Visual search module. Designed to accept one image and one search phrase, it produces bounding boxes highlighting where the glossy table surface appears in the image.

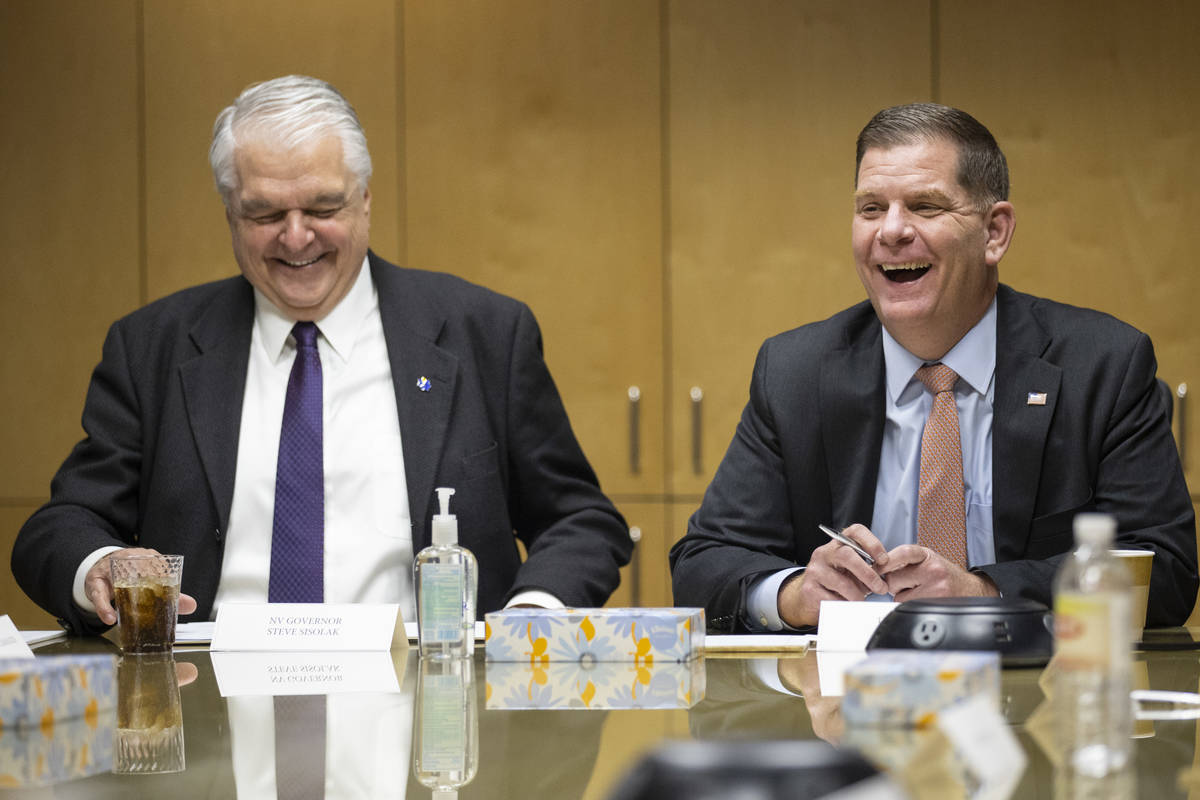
[8,629,1200,799]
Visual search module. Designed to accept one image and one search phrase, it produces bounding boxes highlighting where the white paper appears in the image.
[211,603,403,652]
[20,629,66,648]
[701,634,816,653]
[176,621,216,644]
[211,651,403,696]
[0,616,36,659]
[937,695,1027,800]
[815,600,898,652]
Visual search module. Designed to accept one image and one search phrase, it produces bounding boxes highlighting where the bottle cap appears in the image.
[1073,512,1116,547]
[432,487,458,546]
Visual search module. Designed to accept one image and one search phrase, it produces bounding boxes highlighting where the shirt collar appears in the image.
[253,255,376,364]
[882,295,997,402]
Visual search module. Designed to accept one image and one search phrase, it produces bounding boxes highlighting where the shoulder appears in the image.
[113,275,250,334]
[758,299,879,365]
[370,253,530,325]
[999,285,1149,353]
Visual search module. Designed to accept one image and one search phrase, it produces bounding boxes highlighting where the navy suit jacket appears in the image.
[14,252,630,634]
[671,285,1196,632]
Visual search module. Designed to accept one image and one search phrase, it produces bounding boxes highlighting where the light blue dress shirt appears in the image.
[747,298,997,630]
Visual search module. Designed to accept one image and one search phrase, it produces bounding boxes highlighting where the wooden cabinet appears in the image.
[3,2,1198,626]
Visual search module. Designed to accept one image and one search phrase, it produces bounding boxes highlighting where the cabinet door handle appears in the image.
[628,386,641,475]
[629,525,642,607]
[1178,382,1188,470]
[690,386,704,475]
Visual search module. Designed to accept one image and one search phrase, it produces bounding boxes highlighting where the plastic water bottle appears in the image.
[1053,512,1133,781]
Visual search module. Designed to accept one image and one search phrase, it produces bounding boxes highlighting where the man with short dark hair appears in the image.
[671,103,1196,633]
[13,75,631,634]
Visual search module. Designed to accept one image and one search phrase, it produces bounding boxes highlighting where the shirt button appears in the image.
[759,615,769,627]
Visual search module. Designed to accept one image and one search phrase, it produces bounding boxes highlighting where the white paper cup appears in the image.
[1110,549,1154,644]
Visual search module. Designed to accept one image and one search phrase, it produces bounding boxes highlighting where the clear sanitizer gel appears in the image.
[415,487,478,658]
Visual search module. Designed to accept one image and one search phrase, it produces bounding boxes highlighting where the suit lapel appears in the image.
[179,281,254,534]
[372,256,458,551]
[820,316,885,526]
[992,286,1062,560]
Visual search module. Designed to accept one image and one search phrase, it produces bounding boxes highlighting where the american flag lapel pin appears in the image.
[1027,391,1047,406]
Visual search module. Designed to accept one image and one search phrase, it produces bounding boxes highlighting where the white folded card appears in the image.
[0,615,36,659]
[211,603,406,652]
[210,650,407,696]
[815,600,898,652]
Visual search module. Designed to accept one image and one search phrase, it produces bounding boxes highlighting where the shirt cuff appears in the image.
[73,546,125,613]
[746,567,804,631]
[505,589,564,609]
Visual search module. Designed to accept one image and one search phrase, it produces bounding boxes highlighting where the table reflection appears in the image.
[9,632,1200,799]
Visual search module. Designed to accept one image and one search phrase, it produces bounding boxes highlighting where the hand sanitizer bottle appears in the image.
[414,488,478,658]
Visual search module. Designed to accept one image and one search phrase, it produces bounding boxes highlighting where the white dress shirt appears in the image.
[748,297,997,630]
[212,258,415,618]
[74,256,560,616]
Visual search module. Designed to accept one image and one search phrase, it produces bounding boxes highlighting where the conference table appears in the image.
[7,629,1200,799]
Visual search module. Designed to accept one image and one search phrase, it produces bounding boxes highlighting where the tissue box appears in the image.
[0,655,118,787]
[486,659,705,710]
[485,607,704,663]
[841,651,999,728]
[0,655,117,730]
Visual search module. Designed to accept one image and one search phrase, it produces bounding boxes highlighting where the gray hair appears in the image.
[210,75,372,205]
[855,103,1009,209]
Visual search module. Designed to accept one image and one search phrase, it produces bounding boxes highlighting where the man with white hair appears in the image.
[13,75,631,634]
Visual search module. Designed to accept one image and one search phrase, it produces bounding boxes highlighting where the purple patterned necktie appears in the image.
[269,321,324,603]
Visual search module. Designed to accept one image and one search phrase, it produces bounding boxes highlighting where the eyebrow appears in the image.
[238,193,349,215]
[853,188,956,205]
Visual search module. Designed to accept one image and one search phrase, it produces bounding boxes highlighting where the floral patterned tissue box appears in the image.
[484,607,705,664]
[0,655,117,787]
[841,650,1000,728]
[486,659,705,710]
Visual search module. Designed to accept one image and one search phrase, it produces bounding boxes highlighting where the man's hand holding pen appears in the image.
[777,524,998,628]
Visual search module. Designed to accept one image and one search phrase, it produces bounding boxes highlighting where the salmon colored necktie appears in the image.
[916,363,968,568]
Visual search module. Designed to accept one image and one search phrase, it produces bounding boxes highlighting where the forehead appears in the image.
[232,135,355,204]
[855,138,964,194]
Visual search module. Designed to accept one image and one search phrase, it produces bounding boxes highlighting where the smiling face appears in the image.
[852,137,1013,360]
[226,134,371,321]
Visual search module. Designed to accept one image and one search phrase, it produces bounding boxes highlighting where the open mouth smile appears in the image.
[276,255,323,268]
[878,262,931,283]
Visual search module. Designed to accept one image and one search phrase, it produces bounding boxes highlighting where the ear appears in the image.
[983,201,1015,267]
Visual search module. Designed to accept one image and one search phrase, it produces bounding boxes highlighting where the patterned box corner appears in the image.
[0,654,118,732]
[0,707,115,788]
[841,650,1000,728]
[484,607,705,663]
[485,659,705,710]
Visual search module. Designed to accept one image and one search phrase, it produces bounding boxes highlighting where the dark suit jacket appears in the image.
[14,252,630,634]
[671,285,1197,632]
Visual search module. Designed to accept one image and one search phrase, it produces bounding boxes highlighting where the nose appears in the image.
[877,205,914,247]
[278,210,315,251]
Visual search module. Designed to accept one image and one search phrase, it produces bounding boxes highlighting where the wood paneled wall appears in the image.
[3,1,1197,628]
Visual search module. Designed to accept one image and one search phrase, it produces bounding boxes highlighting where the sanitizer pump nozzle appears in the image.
[432,487,458,546]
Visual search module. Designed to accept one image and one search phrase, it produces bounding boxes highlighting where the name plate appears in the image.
[210,651,407,696]
[211,603,406,652]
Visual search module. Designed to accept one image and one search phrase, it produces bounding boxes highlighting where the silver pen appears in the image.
[818,524,875,565]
